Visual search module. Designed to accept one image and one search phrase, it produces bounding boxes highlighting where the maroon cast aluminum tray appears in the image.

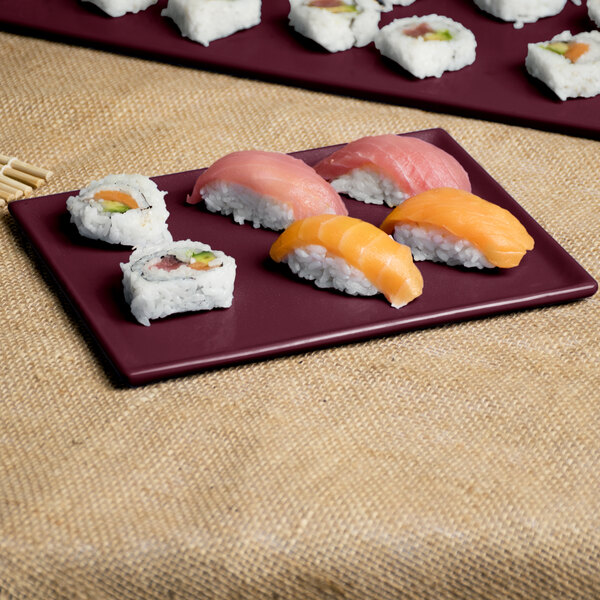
[9,130,597,385]
[0,0,599,139]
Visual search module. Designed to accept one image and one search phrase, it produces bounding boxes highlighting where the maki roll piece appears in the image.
[187,150,348,231]
[121,240,236,326]
[288,0,382,53]
[375,14,476,79]
[472,0,567,29]
[80,0,157,17]
[380,188,535,269]
[525,30,600,100]
[590,0,600,28]
[66,174,172,247]
[270,215,423,308]
[161,0,261,46]
[313,134,471,207]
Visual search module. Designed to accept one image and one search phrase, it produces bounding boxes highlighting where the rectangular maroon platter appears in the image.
[1,0,599,139]
[8,129,597,385]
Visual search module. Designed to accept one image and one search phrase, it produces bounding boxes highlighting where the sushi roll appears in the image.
[472,0,567,28]
[80,0,157,17]
[590,0,600,27]
[270,215,423,308]
[380,188,535,269]
[161,0,261,47]
[187,150,348,231]
[288,0,382,53]
[525,30,600,100]
[377,0,416,11]
[66,174,172,247]
[374,15,477,79]
[313,134,471,207]
[121,239,236,326]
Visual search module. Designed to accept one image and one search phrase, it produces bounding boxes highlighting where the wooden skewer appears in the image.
[0,173,33,194]
[0,154,53,181]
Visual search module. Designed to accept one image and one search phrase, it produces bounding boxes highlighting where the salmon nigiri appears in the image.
[380,188,535,269]
[187,150,348,231]
[314,134,471,207]
[270,215,423,308]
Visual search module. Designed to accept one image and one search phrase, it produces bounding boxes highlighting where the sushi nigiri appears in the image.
[380,188,535,269]
[66,174,172,247]
[313,134,471,208]
[121,239,236,326]
[187,150,348,231]
[270,214,423,308]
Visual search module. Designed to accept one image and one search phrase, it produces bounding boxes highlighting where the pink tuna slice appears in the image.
[187,150,348,220]
[153,255,184,271]
[313,135,471,198]
[404,23,435,38]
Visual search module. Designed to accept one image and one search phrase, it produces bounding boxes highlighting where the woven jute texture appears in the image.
[1,32,599,599]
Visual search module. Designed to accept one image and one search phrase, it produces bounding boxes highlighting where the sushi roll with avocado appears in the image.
[288,0,382,53]
[472,0,567,29]
[162,0,261,47]
[525,30,600,100]
[80,0,157,17]
[121,240,236,326]
[589,0,600,27]
[66,174,172,247]
[375,15,476,79]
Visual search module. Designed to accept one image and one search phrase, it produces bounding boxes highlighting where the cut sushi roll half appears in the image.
[375,15,476,79]
[590,0,600,27]
[380,188,535,269]
[525,30,600,100]
[80,0,157,17]
[121,240,236,326]
[314,134,471,207]
[187,150,348,230]
[288,0,382,53]
[472,0,567,29]
[270,215,423,308]
[161,0,261,46]
[66,174,172,247]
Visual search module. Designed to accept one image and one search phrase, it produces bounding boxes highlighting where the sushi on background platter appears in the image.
[187,150,347,230]
[472,0,568,28]
[80,0,157,17]
[66,173,172,247]
[270,214,424,309]
[374,14,477,79]
[379,188,535,269]
[525,30,600,100]
[121,239,236,326]
[162,0,262,46]
[288,0,382,53]
[313,134,471,207]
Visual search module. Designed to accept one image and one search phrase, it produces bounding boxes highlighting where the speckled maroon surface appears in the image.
[9,130,597,384]
[1,0,599,139]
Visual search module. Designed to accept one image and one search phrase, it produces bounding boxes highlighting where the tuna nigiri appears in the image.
[313,134,471,207]
[270,214,423,308]
[187,150,348,231]
[380,188,535,269]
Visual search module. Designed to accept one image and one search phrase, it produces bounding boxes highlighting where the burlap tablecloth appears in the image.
[1,32,599,599]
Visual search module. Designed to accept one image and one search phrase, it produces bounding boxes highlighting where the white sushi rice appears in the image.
[66,174,172,247]
[288,0,381,53]
[282,244,379,297]
[472,0,567,28]
[80,0,157,17]
[375,15,477,79]
[201,180,295,230]
[589,0,600,27]
[376,0,416,11]
[329,167,407,206]
[121,239,236,326]
[162,0,261,46]
[525,30,600,100]
[392,224,495,269]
